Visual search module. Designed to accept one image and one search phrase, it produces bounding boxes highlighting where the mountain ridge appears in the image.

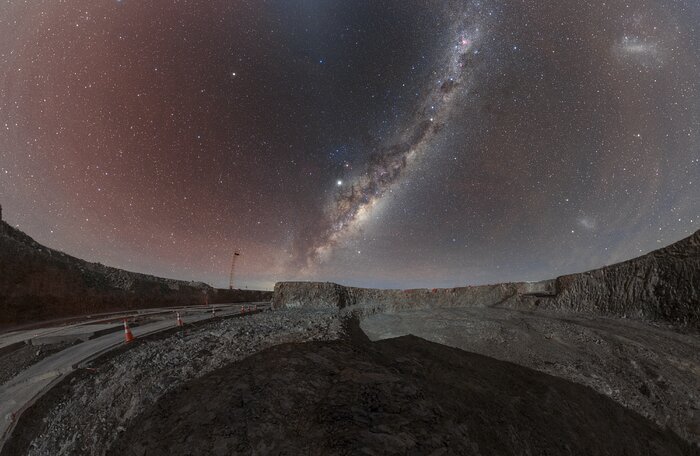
[0,219,271,324]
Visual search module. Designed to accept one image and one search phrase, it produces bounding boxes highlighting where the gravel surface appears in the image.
[362,307,700,444]
[0,342,72,386]
[7,305,699,455]
[21,309,342,456]
[107,335,698,456]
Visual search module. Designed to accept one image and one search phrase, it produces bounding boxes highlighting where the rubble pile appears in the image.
[24,309,342,456]
[0,343,71,386]
[272,280,534,314]
[361,308,700,444]
[107,335,697,456]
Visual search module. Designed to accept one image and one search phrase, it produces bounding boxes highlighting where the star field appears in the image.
[1,0,698,289]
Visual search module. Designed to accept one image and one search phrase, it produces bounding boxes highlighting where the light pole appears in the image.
[229,251,240,290]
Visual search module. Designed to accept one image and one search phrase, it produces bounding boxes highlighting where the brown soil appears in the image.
[108,334,698,456]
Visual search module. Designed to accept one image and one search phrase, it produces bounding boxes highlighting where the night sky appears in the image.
[1,0,698,290]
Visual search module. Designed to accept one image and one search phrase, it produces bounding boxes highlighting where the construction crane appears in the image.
[229,250,241,290]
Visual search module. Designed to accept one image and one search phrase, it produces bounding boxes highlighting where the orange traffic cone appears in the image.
[123,319,134,344]
[176,312,184,327]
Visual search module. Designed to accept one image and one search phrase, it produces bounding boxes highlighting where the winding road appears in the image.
[0,302,269,452]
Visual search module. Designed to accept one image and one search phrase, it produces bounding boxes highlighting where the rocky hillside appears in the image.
[106,335,696,456]
[0,221,271,324]
[272,279,559,312]
[543,230,699,326]
[273,229,700,328]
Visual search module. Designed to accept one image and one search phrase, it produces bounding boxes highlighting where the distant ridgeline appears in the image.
[273,229,700,329]
[0,215,271,324]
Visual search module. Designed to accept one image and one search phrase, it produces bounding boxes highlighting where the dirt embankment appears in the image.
[544,230,699,325]
[0,342,71,386]
[3,309,340,456]
[273,230,700,328]
[0,221,271,324]
[272,281,533,312]
[107,334,698,456]
[361,308,700,445]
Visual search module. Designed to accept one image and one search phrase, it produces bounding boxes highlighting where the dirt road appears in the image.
[0,303,266,452]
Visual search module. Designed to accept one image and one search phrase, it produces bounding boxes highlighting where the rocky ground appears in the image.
[106,334,698,456]
[4,307,699,455]
[361,308,700,444]
[3,309,341,456]
[0,342,72,386]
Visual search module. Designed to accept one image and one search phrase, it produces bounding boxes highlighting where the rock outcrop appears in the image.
[542,230,700,326]
[273,230,700,328]
[272,281,546,312]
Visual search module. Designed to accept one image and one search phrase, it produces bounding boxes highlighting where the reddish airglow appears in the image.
[0,0,698,290]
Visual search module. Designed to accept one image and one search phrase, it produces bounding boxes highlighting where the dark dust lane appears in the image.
[108,335,697,456]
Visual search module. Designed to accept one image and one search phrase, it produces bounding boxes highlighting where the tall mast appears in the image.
[229,251,240,290]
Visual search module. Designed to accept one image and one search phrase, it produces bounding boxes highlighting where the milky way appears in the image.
[304,6,487,269]
[1,0,698,289]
